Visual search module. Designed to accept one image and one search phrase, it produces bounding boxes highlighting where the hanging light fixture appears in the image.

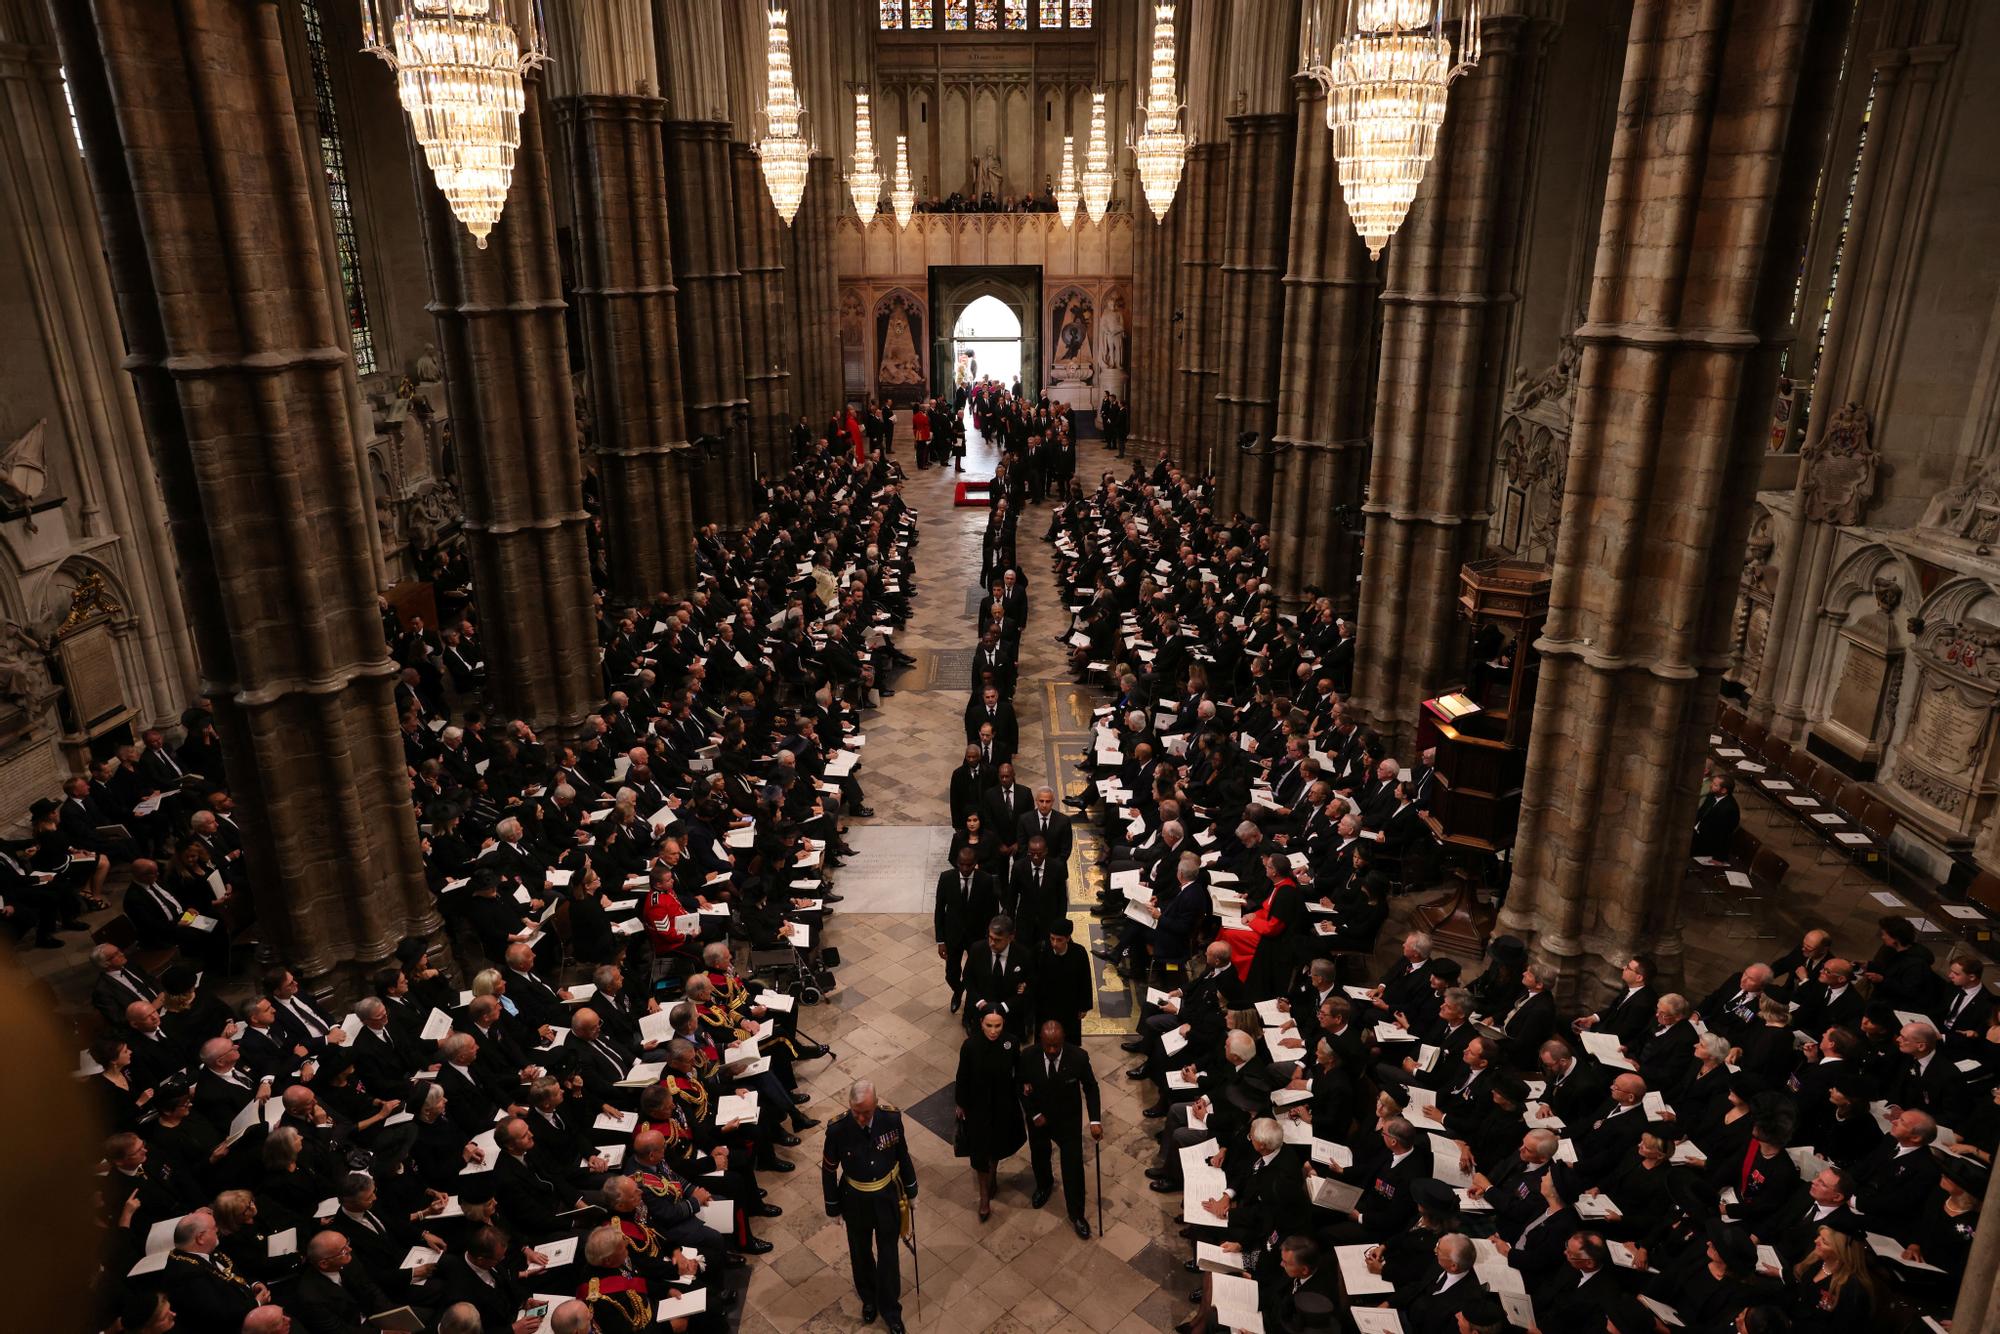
[1081,90,1112,223]
[1131,1,1189,220]
[758,2,812,225]
[1054,134,1080,228]
[1300,0,1483,259]
[849,88,883,220]
[890,135,916,228]
[357,0,546,249]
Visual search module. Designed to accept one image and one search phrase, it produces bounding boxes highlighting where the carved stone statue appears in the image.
[1800,401,1877,526]
[1872,574,1903,615]
[0,615,58,713]
[0,419,48,511]
[414,343,443,383]
[1098,292,1127,371]
[972,146,1002,198]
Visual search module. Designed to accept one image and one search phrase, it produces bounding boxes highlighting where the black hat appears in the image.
[1431,957,1463,982]
[1490,1074,1529,1106]
[1546,1161,1581,1204]
[1728,1069,1769,1101]
[1706,1220,1756,1273]
[1411,1178,1456,1212]
[28,797,59,821]
[1048,918,1076,938]
[395,936,430,965]
[1937,1151,1990,1197]
[457,1178,496,1205]
[160,964,201,995]
[1487,935,1526,961]
[1642,1118,1682,1144]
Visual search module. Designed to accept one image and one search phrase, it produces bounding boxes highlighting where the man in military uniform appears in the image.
[822,1079,918,1333]
[576,1222,679,1334]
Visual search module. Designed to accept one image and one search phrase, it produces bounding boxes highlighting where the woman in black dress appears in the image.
[1786,1225,1877,1333]
[955,1009,1027,1222]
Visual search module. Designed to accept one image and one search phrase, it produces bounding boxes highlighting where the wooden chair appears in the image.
[1718,705,1747,742]
[1738,716,1769,757]
[1809,762,1846,806]
[1965,871,2000,919]
[1761,734,1793,773]
[1748,846,1791,892]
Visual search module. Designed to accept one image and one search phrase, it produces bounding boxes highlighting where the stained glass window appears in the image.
[973,0,999,30]
[1068,0,1091,27]
[880,0,903,28]
[1039,0,1062,26]
[1002,1,1027,28]
[300,0,376,375]
[910,0,933,26]
[945,0,968,29]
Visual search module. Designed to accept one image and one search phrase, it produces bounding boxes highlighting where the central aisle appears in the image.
[739,426,1191,1334]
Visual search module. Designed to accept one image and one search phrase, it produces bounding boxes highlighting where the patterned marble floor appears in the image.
[737,421,1197,1334]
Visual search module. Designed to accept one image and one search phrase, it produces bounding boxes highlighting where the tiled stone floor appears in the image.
[739,419,1195,1334]
[17,412,1974,1334]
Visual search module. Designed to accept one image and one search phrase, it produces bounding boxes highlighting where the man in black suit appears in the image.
[1211,1118,1311,1251]
[962,916,1033,1038]
[124,856,227,971]
[1393,1231,1487,1334]
[265,967,343,1055]
[1019,786,1075,865]
[1791,957,1864,1036]
[1018,1019,1103,1237]
[1571,955,1660,1052]
[327,1171,443,1302]
[155,1210,268,1330]
[1487,963,1558,1068]
[566,1007,641,1112]
[1033,918,1094,1046]
[293,1229,395,1334]
[192,1036,267,1130]
[1632,994,1698,1092]
[491,1116,592,1239]
[949,745,998,831]
[934,844,998,1010]
[1691,773,1741,858]
[1852,1107,1942,1238]
[428,1225,532,1330]
[1529,1234,1644,1332]
[983,762,1036,875]
[971,629,1016,700]
[1935,956,1996,1055]
[137,727,190,791]
[1572,1074,1650,1185]
[963,685,1019,763]
[435,1033,507,1135]
[1534,1040,1609,1127]
[1006,835,1067,943]
[1263,1236,1340,1334]
[90,943,160,1025]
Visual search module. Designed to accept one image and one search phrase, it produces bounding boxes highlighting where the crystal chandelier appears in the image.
[1131,1,1189,220]
[358,0,546,249]
[890,136,916,228]
[1054,134,1080,228]
[758,2,811,225]
[1300,0,1482,259]
[1081,91,1112,224]
[849,88,883,220]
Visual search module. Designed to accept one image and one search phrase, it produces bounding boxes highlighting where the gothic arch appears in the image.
[927,265,1042,400]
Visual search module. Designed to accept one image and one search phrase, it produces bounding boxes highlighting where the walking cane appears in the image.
[903,1200,923,1320]
[1094,1132,1104,1238]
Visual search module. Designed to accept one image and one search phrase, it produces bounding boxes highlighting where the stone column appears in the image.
[1129,190,1181,463]
[1348,13,1549,755]
[787,155,842,420]
[415,78,599,735]
[1171,141,1227,471]
[52,0,434,993]
[1755,2,1967,739]
[664,119,752,528]
[1270,79,1378,613]
[0,0,197,722]
[551,0,697,603]
[733,143,794,481]
[1499,0,1849,999]
[1213,110,1296,523]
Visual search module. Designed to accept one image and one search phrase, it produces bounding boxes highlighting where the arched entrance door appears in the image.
[951,295,1022,392]
[928,265,1042,401]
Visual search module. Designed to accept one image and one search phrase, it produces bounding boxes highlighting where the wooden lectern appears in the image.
[1416,560,1552,952]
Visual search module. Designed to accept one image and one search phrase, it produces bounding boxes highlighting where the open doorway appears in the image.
[952,294,1022,393]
